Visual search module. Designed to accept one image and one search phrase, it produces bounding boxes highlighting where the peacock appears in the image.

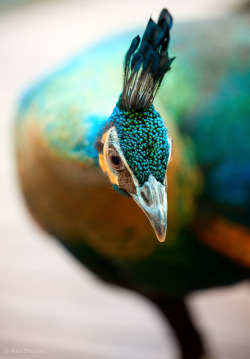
[15,8,250,359]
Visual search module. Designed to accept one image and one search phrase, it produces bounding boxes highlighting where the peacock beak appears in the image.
[131,174,168,242]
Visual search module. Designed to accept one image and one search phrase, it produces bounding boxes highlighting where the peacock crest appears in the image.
[122,8,175,110]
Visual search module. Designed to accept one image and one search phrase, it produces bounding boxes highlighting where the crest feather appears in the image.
[121,9,175,110]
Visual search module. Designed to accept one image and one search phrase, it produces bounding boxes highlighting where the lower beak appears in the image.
[131,174,168,242]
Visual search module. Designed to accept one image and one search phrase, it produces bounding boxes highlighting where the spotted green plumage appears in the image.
[111,100,169,185]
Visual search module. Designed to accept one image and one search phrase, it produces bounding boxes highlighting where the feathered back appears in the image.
[121,9,175,110]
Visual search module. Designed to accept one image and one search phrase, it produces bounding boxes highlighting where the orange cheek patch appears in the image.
[106,166,119,185]
[98,151,118,186]
[99,130,119,185]
[98,153,106,172]
[101,131,108,143]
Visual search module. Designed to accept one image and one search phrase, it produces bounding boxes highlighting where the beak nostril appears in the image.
[140,190,150,206]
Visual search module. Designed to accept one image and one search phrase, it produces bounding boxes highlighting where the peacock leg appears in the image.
[151,297,205,359]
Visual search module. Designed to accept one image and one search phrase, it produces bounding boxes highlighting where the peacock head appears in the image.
[95,9,175,242]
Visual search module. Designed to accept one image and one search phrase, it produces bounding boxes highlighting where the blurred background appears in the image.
[0,0,249,358]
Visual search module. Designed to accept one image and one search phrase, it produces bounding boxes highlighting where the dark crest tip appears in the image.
[122,8,175,110]
[126,35,140,63]
[158,9,173,29]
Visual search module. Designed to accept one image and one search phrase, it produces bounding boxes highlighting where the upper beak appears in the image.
[131,174,168,242]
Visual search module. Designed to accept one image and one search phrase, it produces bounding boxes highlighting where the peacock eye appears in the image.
[107,148,124,171]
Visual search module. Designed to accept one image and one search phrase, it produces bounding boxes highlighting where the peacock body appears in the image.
[15,9,250,359]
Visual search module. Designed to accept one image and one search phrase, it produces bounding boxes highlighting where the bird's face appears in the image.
[95,104,172,242]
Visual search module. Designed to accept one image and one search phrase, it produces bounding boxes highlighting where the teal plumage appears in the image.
[110,102,170,186]
[15,10,250,359]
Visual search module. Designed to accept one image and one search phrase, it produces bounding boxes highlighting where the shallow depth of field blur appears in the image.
[0,0,249,358]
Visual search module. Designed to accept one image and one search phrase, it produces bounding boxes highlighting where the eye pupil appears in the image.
[111,155,120,165]
[107,148,124,170]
